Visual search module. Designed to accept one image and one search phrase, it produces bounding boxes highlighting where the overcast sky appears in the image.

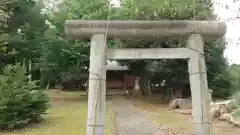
[213,0,240,64]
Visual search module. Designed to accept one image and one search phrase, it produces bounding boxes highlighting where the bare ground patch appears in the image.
[128,96,240,135]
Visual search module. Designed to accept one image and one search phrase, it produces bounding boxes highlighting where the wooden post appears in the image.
[187,34,211,135]
[87,34,107,135]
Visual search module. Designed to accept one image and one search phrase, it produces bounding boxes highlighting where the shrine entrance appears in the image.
[65,20,226,135]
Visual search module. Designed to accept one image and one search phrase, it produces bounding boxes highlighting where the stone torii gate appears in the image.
[65,20,226,135]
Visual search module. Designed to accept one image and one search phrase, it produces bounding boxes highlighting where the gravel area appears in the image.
[112,96,165,135]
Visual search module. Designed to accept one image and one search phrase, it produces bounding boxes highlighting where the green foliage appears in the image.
[0,0,234,98]
[1,0,49,71]
[228,64,240,90]
[59,67,82,82]
[212,64,240,98]
[36,38,89,87]
[36,0,111,87]
[232,108,240,120]
[0,63,49,130]
[48,0,231,97]
[233,92,240,105]
[111,0,230,96]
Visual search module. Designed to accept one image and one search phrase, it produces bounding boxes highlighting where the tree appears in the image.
[228,64,240,90]
[0,63,49,130]
[1,0,230,97]
[49,0,231,97]
[38,0,114,88]
[0,0,49,70]
[110,0,229,96]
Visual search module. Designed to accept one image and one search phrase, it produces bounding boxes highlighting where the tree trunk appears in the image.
[143,77,152,96]
[22,58,26,67]
[28,60,32,83]
[140,73,152,96]
[140,74,145,96]
[86,80,89,95]
[46,80,50,90]
[146,79,152,96]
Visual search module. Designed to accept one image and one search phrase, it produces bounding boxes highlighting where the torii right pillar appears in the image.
[187,34,212,135]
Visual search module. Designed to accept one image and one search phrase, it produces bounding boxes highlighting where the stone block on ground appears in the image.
[210,101,233,118]
[169,98,192,109]
[219,113,232,122]
[175,109,192,115]
[214,99,237,113]
[233,120,240,127]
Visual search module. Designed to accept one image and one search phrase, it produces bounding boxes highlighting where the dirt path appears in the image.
[112,96,165,135]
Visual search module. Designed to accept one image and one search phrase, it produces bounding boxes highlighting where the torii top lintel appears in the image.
[65,20,226,38]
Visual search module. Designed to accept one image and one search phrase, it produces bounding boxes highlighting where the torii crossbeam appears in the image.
[65,20,226,135]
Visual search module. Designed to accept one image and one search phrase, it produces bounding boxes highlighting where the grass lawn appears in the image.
[1,91,114,135]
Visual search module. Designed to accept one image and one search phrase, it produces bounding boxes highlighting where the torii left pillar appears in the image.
[87,34,107,135]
